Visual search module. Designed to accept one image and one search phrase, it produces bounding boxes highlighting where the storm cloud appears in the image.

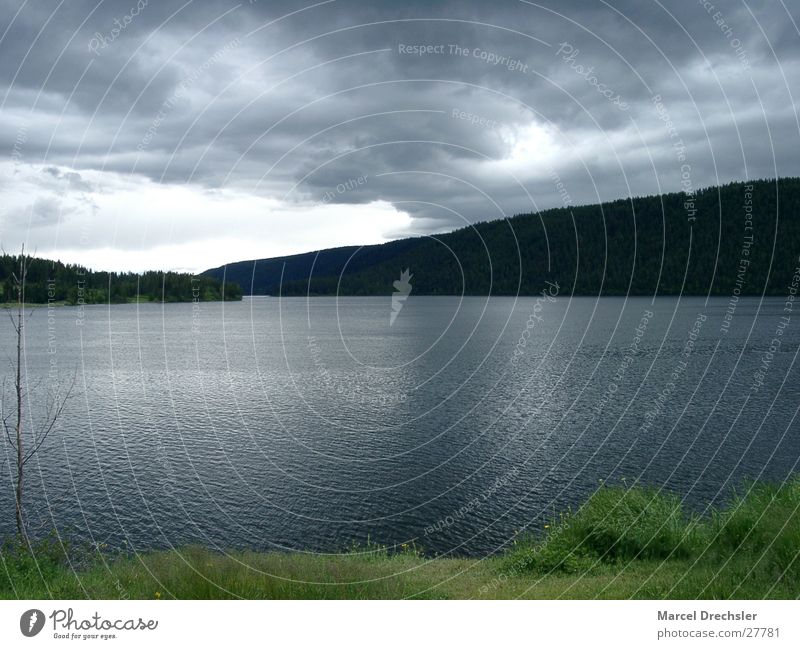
[0,0,798,271]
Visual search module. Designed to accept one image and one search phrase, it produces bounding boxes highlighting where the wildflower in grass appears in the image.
[155,591,161,599]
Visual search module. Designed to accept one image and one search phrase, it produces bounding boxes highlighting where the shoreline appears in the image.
[1,298,242,308]
[2,477,797,600]
[4,293,787,306]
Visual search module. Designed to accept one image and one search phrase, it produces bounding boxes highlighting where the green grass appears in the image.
[3,478,800,599]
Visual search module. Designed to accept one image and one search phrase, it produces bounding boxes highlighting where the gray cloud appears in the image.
[1,0,799,267]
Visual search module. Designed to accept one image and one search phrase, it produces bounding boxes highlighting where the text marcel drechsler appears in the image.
[658,609,757,621]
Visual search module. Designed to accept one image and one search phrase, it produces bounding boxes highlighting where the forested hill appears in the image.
[204,178,800,297]
[0,255,242,305]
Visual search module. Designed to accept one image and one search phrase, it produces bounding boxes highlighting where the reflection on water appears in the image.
[0,296,797,556]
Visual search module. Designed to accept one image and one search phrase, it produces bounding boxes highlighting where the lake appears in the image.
[1,295,798,556]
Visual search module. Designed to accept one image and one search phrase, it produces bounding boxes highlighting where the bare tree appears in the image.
[2,246,74,538]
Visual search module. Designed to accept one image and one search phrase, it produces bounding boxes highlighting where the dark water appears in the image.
[1,295,798,556]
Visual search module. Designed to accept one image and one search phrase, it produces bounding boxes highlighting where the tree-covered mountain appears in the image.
[0,255,242,305]
[204,178,800,297]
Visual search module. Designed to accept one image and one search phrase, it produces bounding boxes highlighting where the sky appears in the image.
[0,0,798,273]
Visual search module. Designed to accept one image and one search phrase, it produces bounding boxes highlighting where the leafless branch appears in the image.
[0,379,16,451]
[21,373,76,467]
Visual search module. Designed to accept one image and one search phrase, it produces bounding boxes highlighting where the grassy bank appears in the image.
[2,478,799,599]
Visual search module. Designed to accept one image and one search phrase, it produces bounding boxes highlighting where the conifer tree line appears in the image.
[206,178,800,297]
[0,255,242,304]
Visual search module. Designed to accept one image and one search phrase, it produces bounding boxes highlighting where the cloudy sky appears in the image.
[1,0,798,272]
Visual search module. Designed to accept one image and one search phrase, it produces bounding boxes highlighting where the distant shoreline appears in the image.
[1,298,240,308]
[241,293,787,298]
[4,293,790,306]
